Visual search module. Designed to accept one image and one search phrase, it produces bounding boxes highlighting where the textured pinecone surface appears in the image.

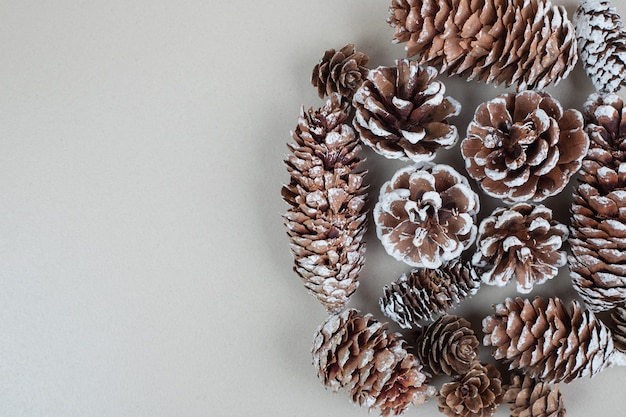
[374,163,479,268]
[312,309,435,416]
[282,95,367,312]
[352,59,460,162]
[610,305,626,352]
[312,44,370,100]
[473,203,568,293]
[380,260,480,328]
[388,0,578,90]
[504,374,566,417]
[461,91,588,203]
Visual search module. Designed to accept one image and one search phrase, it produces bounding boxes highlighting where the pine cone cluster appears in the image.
[312,309,436,416]
[312,44,370,100]
[504,374,566,417]
[483,297,615,383]
[387,0,578,90]
[352,59,461,162]
[374,163,479,268]
[282,95,367,312]
[380,260,481,329]
[473,203,568,294]
[574,0,626,93]
[461,91,589,203]
[570,93,626,312]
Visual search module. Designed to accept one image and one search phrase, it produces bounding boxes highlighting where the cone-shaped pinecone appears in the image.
[461,91,589,203]
[374,163,479,269]
[574,0,626,93]
[609,305,626,352]
[570,93,626,312]
[504,374,566,417]
[482,297,615,383]
[380,260,481,329]
[312,44,370,100]
[282,94,367,312]
[414,315,479,376]
[312,309,436,416]
[352,59,461,162]
[473,203,568,294]
[437,362,504,417]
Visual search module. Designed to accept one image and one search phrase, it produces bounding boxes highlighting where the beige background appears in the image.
[2,0,626,416]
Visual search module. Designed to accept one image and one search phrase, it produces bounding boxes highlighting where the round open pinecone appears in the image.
[472,203,568,294]
[437,362,504,417]
[374,163,479,269]
[312,44,370,100]
[504,374,566,417]
[352,59,461,162]
[461,91,589,203]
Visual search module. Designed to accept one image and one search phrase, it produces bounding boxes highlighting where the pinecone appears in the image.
[473,203,568,294]
[574,0,626,93]
[609,305,626,352]
[504,374,566,417]
[380,260,481,329]
[312,44,370,100]
[437,362,504,417]
[374,163,479,269]
[282,94,367,312]
[352,59,461,162]
[570,93,626,312]
[414,315,479,376]
[482,297,615,383]
[461,91,589,203]
[312,309,436,416]
[387,0,578,90]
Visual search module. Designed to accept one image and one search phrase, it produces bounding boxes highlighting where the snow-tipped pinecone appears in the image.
[312,44,370,100]
[504,374,566,417]
[609,305,626,352]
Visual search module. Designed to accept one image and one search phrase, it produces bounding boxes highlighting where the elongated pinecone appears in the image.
[609,305,626,352]
[574,0,626,93]
[388,0,578,90]
[482,297,615,383]
[504,374,566,417]
[414,315,479,376]
[374,163,479,269]
[312,44,370,100]
[312,309,436,416]
[461,91,589,203]
[437,362,504,417]
[380,260,481,329]
[570,93,626,312]
[352,59,461,162]
[282,94,367,312]
[473,203,568,294]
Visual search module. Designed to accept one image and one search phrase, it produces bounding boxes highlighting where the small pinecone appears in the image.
[312,309,436,416]
[437,362,504,417]
[609,305,626,352]
[504,374,566,417]
[570,93,626,312]
[380,260,481,329]
[388,0,578,90]
[312,44,370,100]
[414,315,479,376]
[574,0,626,93]
[352,59,461,162]
[461,91,589,203]
[482,297,615,383]
[473,203,568,294]
[282,94,367,312]
[374,163,479,269]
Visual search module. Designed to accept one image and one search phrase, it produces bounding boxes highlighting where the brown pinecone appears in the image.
[482,297,615,383]
[473,203,568,294]
[374,163,479,269]
[461,91,589,203]
[504,374,566,417]
[414,315,479,376]
[379,260,481,329]
[570,93,626,312]
[312,44,370,100]
[574,0,626,93]
[352,59,461,162]
[437,362,504,417]
[282,94,367,312]
[387,0,578,90]
[609,305,626,352]
[312,309,436,416]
